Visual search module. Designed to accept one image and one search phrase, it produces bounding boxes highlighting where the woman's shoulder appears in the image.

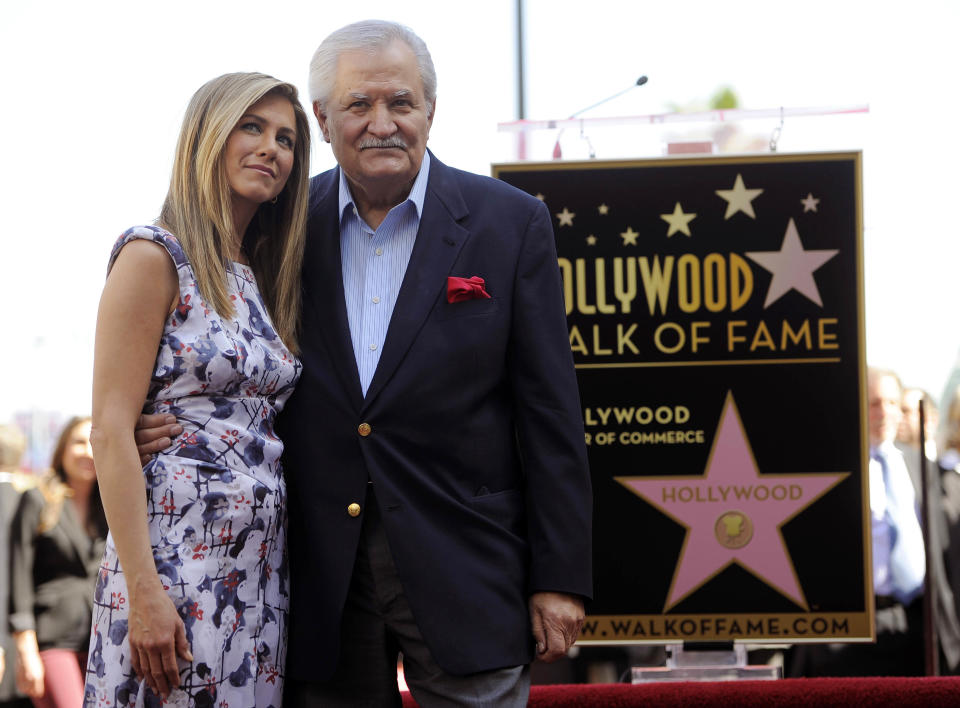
[109,225,189,272]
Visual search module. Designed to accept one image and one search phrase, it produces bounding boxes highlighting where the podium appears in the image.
[496,104,869,162]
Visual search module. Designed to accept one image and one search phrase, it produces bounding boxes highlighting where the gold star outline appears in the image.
[660,202,697,237]
[556,208,575,227]
[620,227,639,246]
[716,174,763,220]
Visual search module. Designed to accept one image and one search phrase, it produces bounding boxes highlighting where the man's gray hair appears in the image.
[309,20,437,112]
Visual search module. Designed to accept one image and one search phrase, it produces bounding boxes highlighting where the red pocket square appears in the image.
[447,276,492,303]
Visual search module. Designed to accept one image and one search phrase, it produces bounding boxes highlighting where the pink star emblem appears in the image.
[617,393,847,610]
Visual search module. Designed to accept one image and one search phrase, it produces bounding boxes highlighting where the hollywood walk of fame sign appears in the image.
[493,153,870,644]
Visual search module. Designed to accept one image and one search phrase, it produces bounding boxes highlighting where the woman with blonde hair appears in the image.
[9,416,107,708]
[85,72,309,707]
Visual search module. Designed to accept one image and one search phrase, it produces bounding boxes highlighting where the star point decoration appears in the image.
[745,218,839,308]
[586,235,597,246]
[716,174,763,220]
[598,203,610,215]
[660,202,697,237]
[556,207,575,227]
[801,193,820,213]
[620,227,639,246]
[535,193,545,201]
[617,392,847,611]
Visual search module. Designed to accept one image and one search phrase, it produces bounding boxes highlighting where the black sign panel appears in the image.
[494,153,870,643]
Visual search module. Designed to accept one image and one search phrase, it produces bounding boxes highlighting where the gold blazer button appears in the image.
[347,503,361,517]
[358,423,372,437]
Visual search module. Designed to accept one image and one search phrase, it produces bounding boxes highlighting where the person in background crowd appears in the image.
[791,368,960,675]
[936,385,960,665]
[939,386,960,473]
[898,388,938,462]
[0,425,32,707]
[0,424,27,689]
[896,385,960,674]
[8,417,107,708]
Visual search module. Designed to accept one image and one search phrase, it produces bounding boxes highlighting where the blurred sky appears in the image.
[1,0,958,423]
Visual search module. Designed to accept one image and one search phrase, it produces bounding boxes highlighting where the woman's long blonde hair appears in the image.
[159,72,311,353]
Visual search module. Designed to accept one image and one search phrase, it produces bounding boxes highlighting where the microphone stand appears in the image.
[552,76,647,159]
[919,401,940,675]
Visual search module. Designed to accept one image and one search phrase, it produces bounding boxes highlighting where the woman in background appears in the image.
[9,416,107,708]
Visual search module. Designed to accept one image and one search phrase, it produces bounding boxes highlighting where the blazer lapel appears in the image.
[58,499,88,567]
[361,156,469,411]
[304,170,364,409]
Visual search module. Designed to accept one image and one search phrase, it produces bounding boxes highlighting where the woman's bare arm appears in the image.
[91,239,192,698]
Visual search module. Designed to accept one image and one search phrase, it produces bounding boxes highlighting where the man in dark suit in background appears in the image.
[791,368,959,676]
[896,387,960,673]
[136,20,592,705]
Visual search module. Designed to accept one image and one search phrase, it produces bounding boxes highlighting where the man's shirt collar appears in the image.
[338,150,431,225]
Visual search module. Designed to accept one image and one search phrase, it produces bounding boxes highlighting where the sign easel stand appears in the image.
[631,641,780,683]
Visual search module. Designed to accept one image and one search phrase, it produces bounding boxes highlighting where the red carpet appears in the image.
[402,677,960,706]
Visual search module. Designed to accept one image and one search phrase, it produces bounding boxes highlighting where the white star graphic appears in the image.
[660,202,697,237]
[556,207,575,227]
[801,193,820,213]
[620,227,639,246]
[745,219,839,308]
[586,234,597,246]
[598,203,610,215]
[716,174,764,220]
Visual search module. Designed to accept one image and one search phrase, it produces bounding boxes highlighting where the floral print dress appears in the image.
[84,226,301,708]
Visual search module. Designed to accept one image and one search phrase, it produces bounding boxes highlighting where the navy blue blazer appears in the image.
[281,152,592,679]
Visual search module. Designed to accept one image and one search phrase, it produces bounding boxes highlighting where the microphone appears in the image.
[553,76,648,159]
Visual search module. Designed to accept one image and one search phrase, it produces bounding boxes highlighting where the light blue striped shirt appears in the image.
[339,151,431,396]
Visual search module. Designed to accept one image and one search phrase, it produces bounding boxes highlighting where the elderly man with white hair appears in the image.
[278,20,593,707]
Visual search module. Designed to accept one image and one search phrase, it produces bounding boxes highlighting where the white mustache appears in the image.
[358,137,407,150]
